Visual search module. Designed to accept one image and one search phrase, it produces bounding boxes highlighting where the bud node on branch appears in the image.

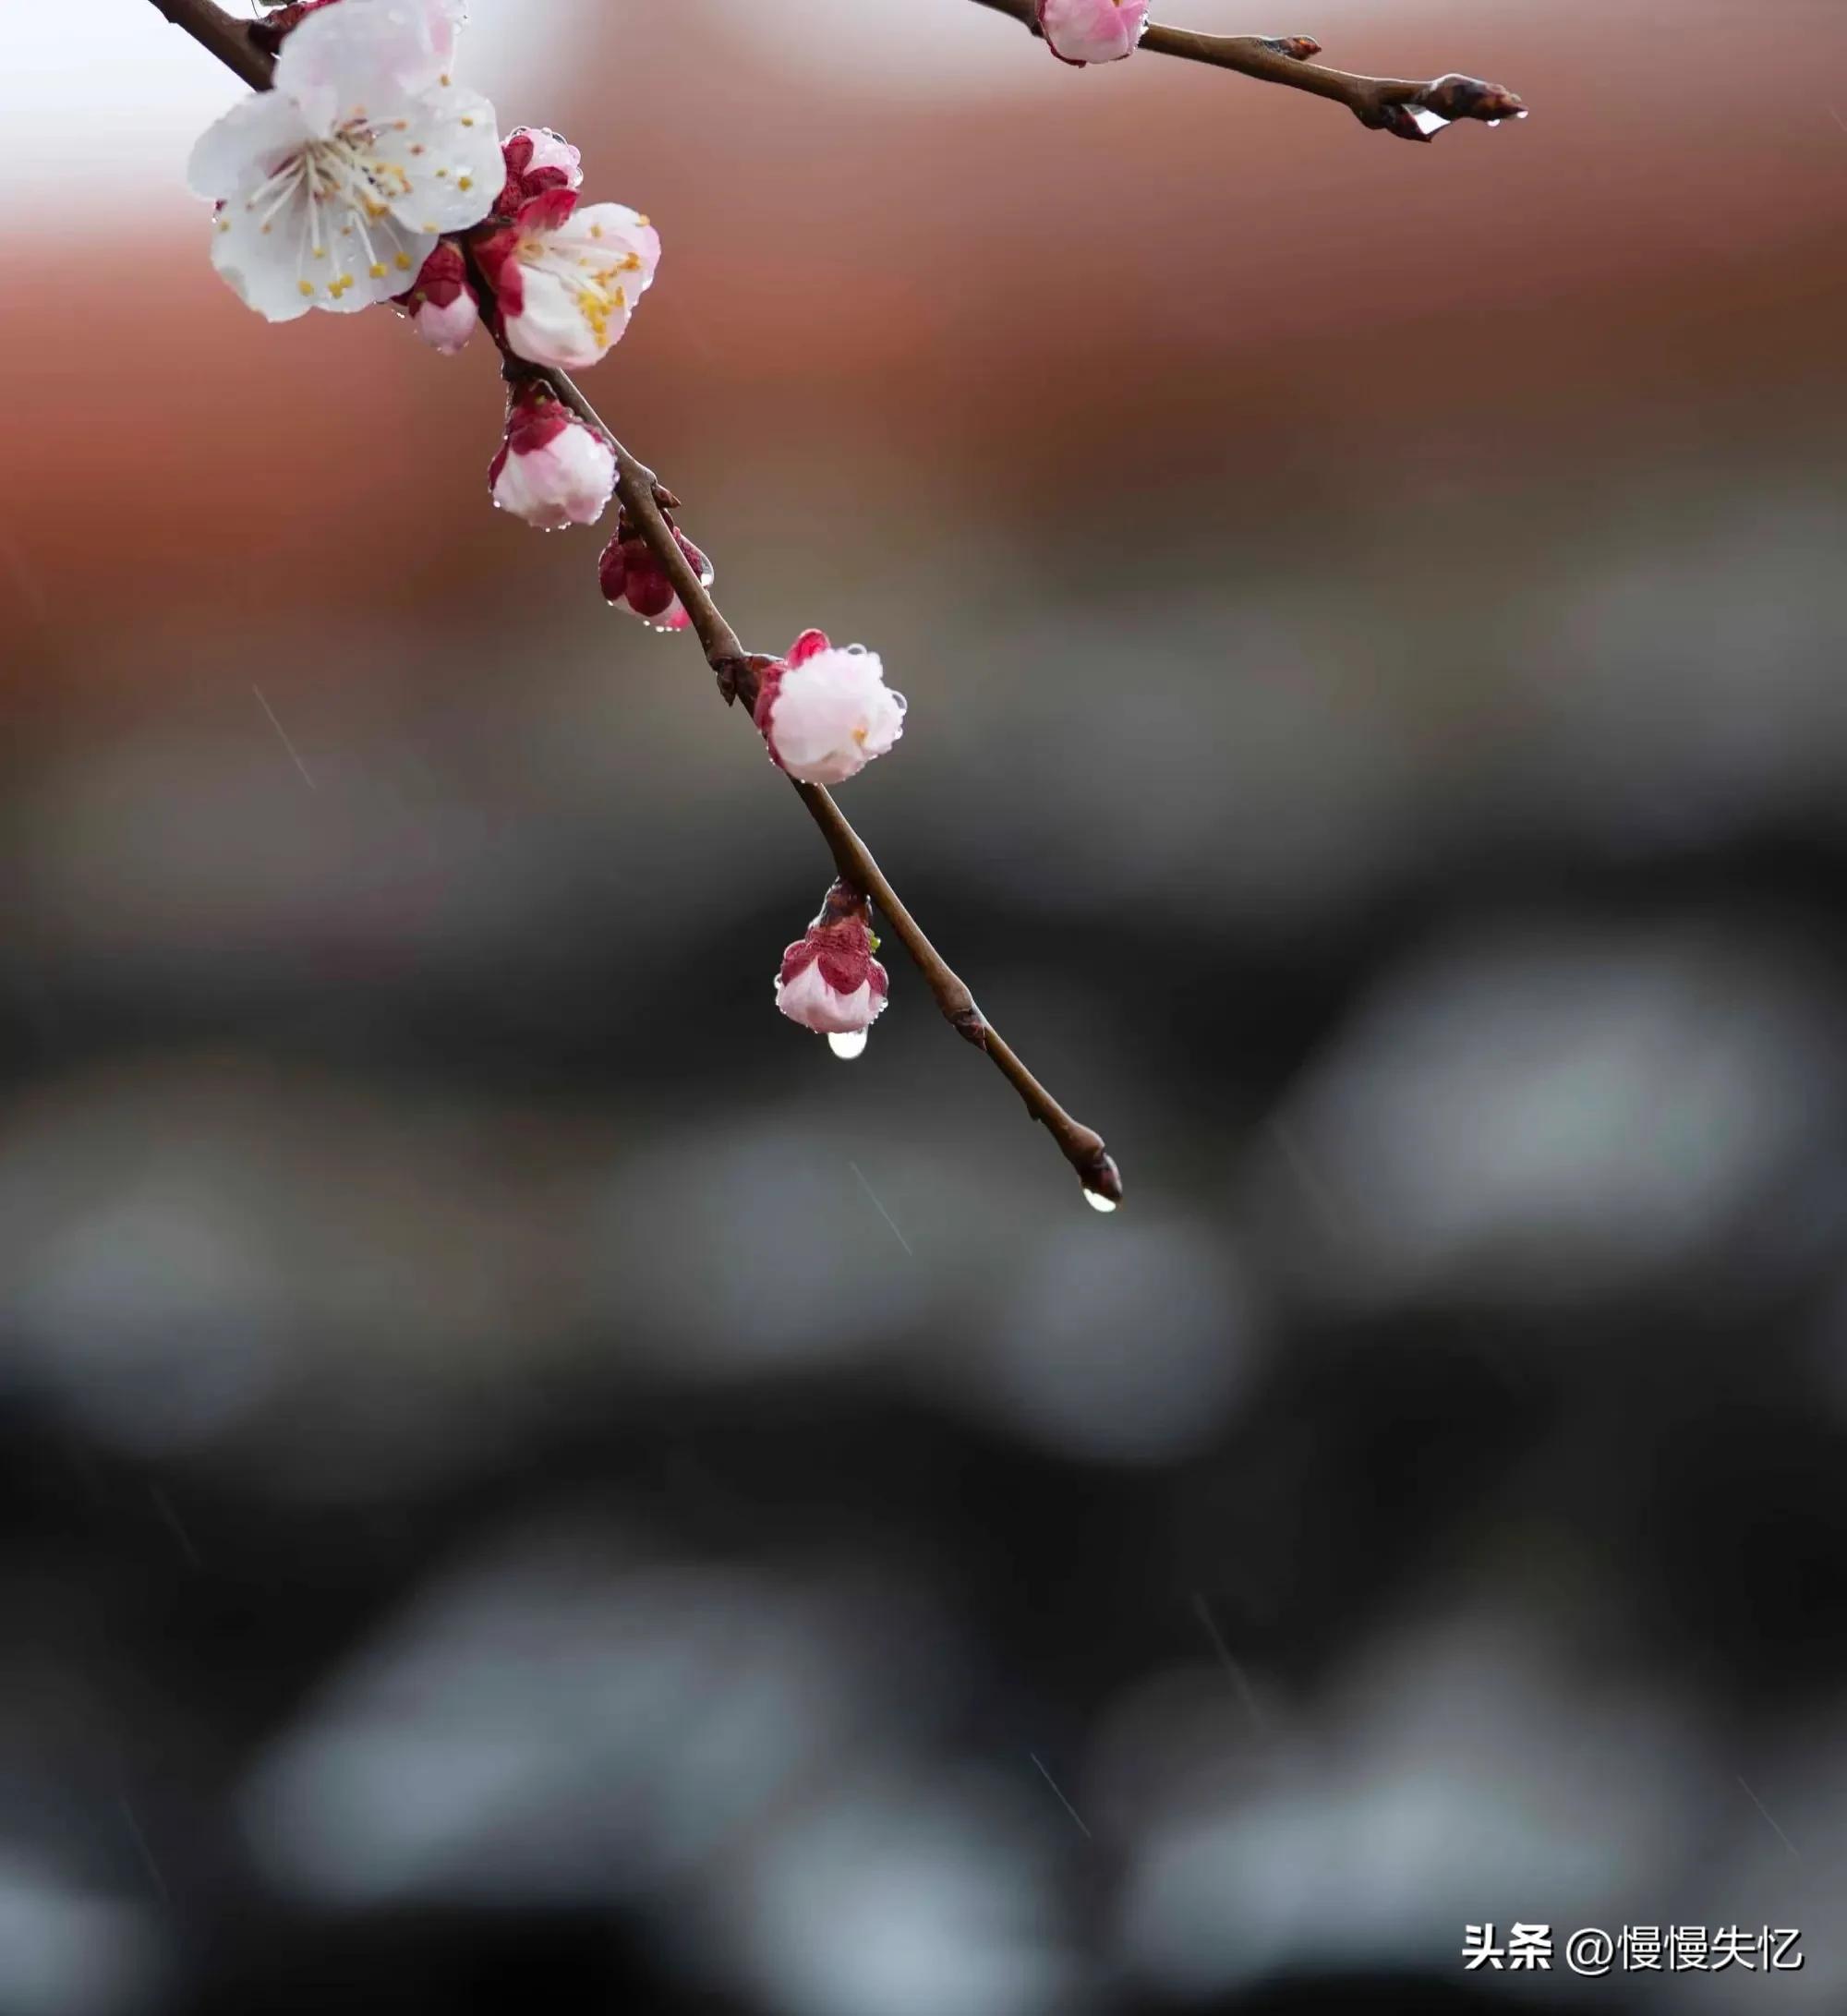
[951,1007,992,1051]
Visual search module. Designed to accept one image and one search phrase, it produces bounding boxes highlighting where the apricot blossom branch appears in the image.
[522,344,1124,1202]
[144,0,1125,1203]
[972,0,1527,140]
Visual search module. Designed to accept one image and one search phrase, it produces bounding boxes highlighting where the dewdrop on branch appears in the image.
[775,883,890,1044]
[489,385,615,529]
[1037,0,1150,66]
[754,631,906,788]
[187,0,501,321]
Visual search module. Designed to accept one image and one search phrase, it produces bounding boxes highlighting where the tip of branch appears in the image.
[1365,75,1527,142]
[1421,74,1527,124]
[1078,1150,1124,1208]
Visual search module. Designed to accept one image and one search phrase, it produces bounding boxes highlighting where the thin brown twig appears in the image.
[966,0,1526,141]
[144,0,1125,1201]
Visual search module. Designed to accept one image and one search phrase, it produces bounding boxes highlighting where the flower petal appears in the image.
[502,268,624,371]
[378,86,503,235]
[552,202,661,298]
[276,0,463,134]
[187,91,314,202]
[213,163,434,321]
[775,960,884,1036]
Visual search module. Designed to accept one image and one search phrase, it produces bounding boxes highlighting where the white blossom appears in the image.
[188,0,501,321]
[475,191,660,372]
[754,631,907,788]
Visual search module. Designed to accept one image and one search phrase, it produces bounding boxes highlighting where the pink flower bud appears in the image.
[395,240,479,355]
[752,630,906,787]
[598,517,714,633]
[775,883,890,1037]
[1036,0,1150,65]
[489,388,615,529]
[495,126,584,214]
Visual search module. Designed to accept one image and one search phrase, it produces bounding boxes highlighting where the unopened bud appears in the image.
[598,514,714,633]
[489,386,615,529]
[774,881,890,1038]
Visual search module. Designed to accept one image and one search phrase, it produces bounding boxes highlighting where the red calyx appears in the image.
[393,238,473,311]
[250,0,343,54]
[779,915,887,1000]
[495,132,581,218]
[489,388,573,488]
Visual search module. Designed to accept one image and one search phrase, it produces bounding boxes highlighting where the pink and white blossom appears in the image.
[473,188,660,371]
[188,0,501,321]
[495,126,583,214]
[395,239,478,352]
[598,520,713,632]
[1036,0,1150,66]
[489,391,615,528]
[753,630,906,787]
[775,888,890,1037]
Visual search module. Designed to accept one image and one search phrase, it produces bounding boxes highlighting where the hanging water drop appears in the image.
[1082,1188,1118,1214]
[827,1030,868,1061]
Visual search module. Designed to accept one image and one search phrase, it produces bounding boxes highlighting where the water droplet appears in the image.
[827,1030,868,1061]
[1082,1189,1118,1213]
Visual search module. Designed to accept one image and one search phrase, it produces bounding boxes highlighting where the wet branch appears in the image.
[144,0,1125,1203]
[966,0,1526,141]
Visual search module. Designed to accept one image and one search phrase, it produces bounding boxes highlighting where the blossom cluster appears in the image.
[190,0,911,1049]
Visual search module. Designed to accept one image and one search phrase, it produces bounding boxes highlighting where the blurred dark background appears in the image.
[4,0,1847,2010]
